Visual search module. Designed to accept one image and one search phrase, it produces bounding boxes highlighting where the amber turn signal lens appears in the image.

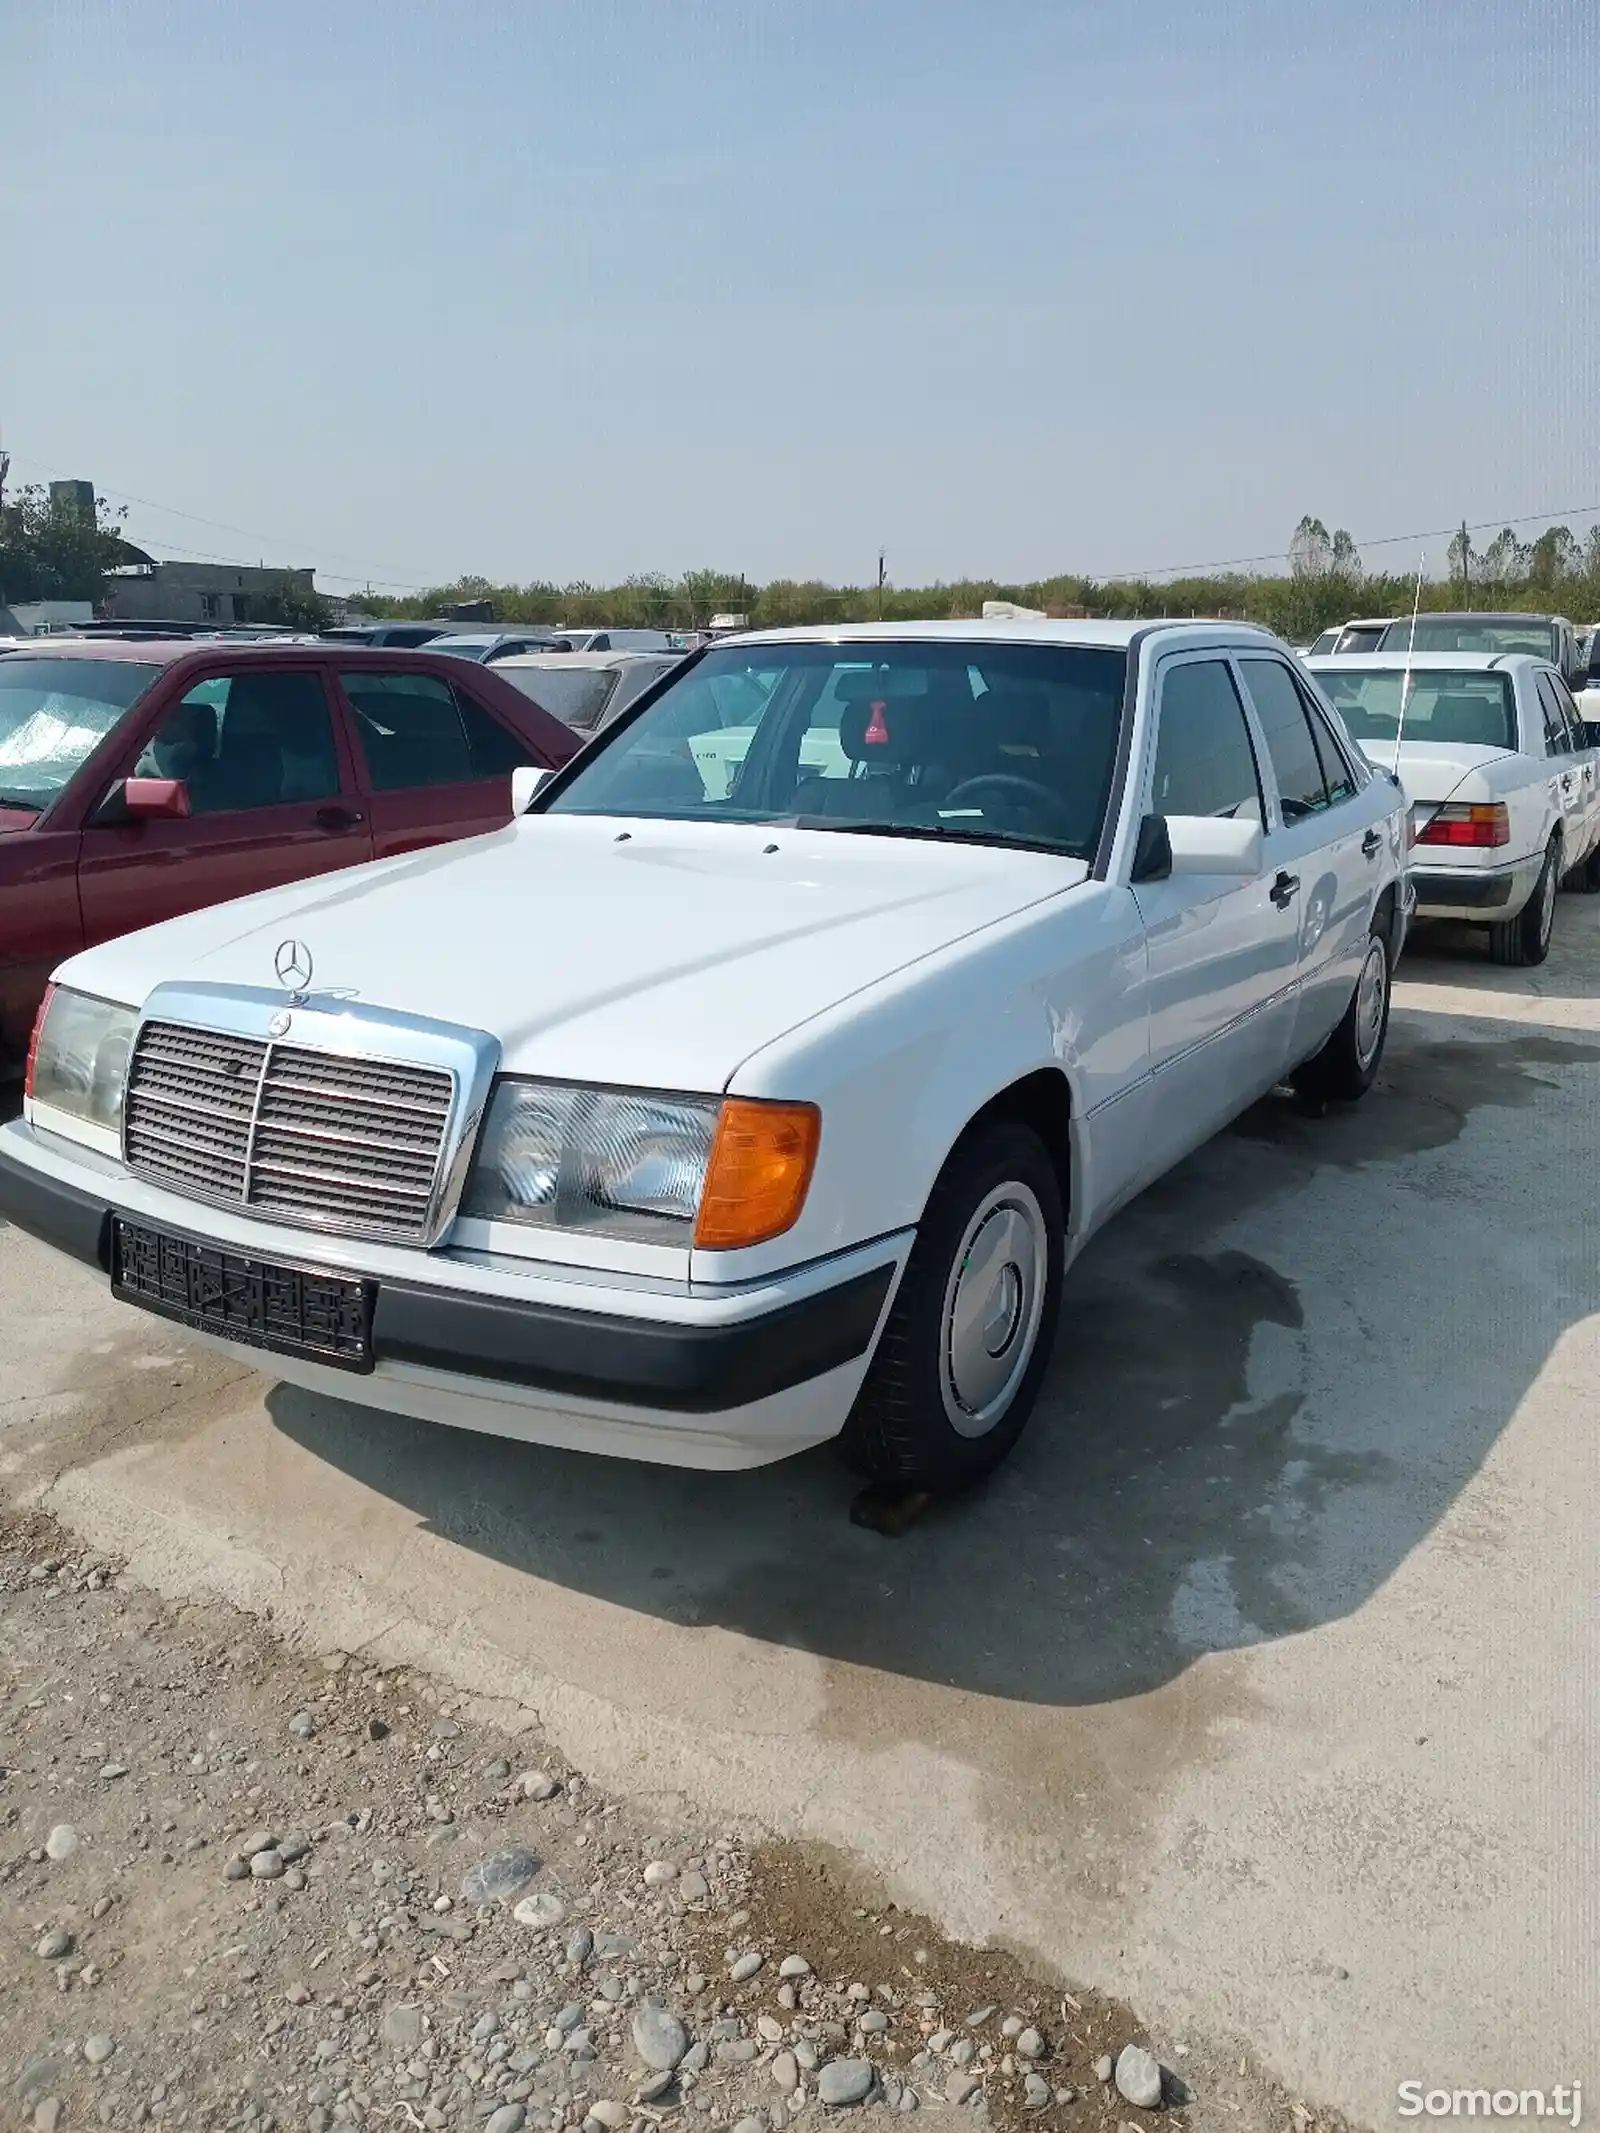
[694,1098,821,1250]
[23,982,54,1101]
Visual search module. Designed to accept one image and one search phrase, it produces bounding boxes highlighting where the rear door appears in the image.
[336,667,543,857]
[78,664,371,946]
[1234,653,1386,1065]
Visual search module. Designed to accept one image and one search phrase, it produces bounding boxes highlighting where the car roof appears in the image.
[0,638,541,675]
[1306,651,1543,671]
[495,649,677,670]
[1385,610,1568,627]
[720,618,1282,652]
[0,637,200,665]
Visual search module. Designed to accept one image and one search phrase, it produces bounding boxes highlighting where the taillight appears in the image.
[23,983,54,1099]
[1415,803,1511,849]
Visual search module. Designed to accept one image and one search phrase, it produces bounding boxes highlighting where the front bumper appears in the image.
[0,1120,907,1470]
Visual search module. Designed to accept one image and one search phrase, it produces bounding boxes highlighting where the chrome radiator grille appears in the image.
[124,1020,456,1242]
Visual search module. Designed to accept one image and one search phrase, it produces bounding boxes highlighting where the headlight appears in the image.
[27,986,137,1137]
[464,1079,820,1249]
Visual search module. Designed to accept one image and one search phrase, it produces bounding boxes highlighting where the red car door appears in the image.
[335,666,548,857]
[77,664,372,946]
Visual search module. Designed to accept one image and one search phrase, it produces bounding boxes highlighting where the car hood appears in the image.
[0,805,40,834]
[58,814,1090,1091]
[1358,738,1518,805]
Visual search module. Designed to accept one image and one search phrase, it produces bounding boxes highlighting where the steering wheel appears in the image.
[940,774,1076,841]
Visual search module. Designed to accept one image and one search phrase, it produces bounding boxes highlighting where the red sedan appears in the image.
[0,640,579,1076]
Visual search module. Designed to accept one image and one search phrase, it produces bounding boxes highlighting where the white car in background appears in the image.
[1309,651,1600,965]
[1,621,1407,1492]
[494,650,682,736]
[1308,618,1391,657]
[549,627,675,653]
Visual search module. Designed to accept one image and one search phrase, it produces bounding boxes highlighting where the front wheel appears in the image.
[1488,842,1557,966]
[838,1120,1064,1493]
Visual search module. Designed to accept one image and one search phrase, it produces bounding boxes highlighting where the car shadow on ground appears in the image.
[267,991,1600,1711]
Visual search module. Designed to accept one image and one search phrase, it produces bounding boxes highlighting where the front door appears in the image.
[1131,653,1301,1179]
[1539,670,1594,866]
[78,666,371,945]
[335,669,540,857]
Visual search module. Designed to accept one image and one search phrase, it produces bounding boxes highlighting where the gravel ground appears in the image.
[1,1510,1351,2133]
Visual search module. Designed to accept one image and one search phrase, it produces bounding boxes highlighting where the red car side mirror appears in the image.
[121,776,192,820]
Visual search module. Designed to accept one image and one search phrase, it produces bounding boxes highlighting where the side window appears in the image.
[1297,683,1360,804]
[1150,659,1263,821]
[341,671,532,790]
[135,670,340,815]
[1536,675,1570,756]
[1550,674,1587,752]
[455,687,537,775]
[1237,658,1330,820]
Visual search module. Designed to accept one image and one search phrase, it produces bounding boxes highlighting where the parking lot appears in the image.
[3,906,1596,2129]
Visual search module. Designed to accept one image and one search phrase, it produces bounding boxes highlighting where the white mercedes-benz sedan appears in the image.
[1308,650,1600,964]
[0,621,1409,1491]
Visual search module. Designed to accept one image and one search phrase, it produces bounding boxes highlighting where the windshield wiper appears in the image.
[785,817,1082,859]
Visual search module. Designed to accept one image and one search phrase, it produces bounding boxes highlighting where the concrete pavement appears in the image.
[3,909,1596,2127]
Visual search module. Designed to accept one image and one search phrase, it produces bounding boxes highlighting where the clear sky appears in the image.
[4,0,1596,593]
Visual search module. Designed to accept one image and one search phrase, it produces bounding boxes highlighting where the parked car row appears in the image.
[1,615,1412,1499]
[1304,607,1600,963]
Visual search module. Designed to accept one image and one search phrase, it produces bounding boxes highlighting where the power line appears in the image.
[1101,502,1600,585]
[6,450,432,591]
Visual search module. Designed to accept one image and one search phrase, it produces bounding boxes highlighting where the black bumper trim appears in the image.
[1411,870,1516,910]
[0,1140,897,1415]
[371,1262,896,1413]
[0,1142,111,1271]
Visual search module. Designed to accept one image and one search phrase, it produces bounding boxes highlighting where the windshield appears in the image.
[1337,624,1386,653]
[500,666,618,730]
[0,657,161,810]
[545,640,1128,857]
[1316,667,1517,751]
[1380,616,1558,659]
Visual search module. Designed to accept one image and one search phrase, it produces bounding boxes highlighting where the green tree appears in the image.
[1289,515,1332,578]
[255,579,334,631]
[0,484,131,604]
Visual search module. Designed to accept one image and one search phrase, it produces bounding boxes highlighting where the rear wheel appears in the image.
[1488,841,1557,966]
[838,1120,1064,1493]
[1291,923,1392,1103]
[1565,845,1600,894]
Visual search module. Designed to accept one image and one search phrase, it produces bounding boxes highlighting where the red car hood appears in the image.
[0,807,40,834]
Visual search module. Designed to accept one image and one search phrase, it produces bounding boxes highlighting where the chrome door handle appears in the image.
[1270,870,1299,909]
[1361,828,1382,858]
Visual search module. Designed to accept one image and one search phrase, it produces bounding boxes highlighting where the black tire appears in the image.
[1565,845,1600,894]
[1488,841,1557,966]
[838,1119,1064,1493]
[1291,919,1393,1104]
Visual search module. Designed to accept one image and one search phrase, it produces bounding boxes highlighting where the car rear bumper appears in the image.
[1409,853,1540,919]
[0,1119,907,1470]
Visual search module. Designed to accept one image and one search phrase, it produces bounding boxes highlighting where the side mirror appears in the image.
[511,765,552,815]
[1163,813,1263,878]
[119,777,191,821]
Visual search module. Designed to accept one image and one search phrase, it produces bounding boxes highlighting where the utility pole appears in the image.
[1460,518,1471,607]
[876,549,886,620]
